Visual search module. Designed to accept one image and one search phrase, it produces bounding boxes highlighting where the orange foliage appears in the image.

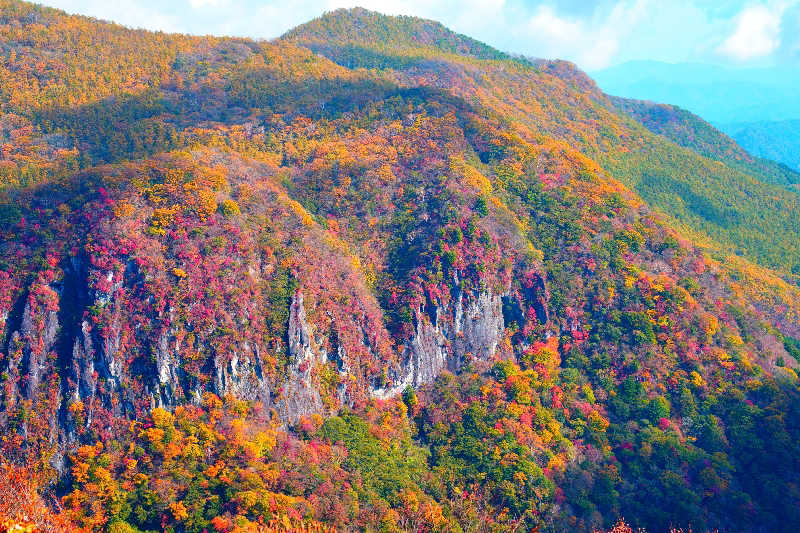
[0,464,84,533]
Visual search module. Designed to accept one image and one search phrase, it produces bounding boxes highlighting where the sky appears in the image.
[34,0,800,70]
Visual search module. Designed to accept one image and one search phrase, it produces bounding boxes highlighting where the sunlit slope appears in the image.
[287,9,800,276]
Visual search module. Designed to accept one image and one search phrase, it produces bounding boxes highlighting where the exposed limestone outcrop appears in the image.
[373,287,506,400]
[0,256,538,435]
[279,292,325,423]
[22,299,59,399]
[2,296,59,408]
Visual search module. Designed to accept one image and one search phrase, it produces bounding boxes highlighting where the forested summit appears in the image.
[283,7,513,63]
[1,2,800,532]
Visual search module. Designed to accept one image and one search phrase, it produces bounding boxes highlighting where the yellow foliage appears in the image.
[170,501,189,522]
[286,198,314,226]
[164,441,183,461]
[68,400,84,416]
[200,166,227,191]
[220,198,241,216]
[588,411,610,432]
[547,453,567,472]
[181,436,203,460]
[203,392,223,410]
[689,371,705,388]
[142,428,166,452]
[113,200,136,219]
[505,403,524,418]
[93,466,112,485]
[726,334,744,347]
[245,430,277,459]
[422,501,445,528]
[204,463,222,478]
[705,314,719,337]
[375,163,396,184]
[151,407,174,428]
[148,206,179,236]
[193,187,218,220]
[72,462,90,484]
[450,157,493,194]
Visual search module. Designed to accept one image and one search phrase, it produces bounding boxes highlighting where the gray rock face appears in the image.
[154,328,181,407]
[152,327,272,410]
[26,303,59,399]
[213,342,271,404]
[2,297,60,403]
[408,311,449,387]
[70,321,96,416]
[16,257,276,426]
[3,331,24,411]
[456,290,505,360]
[373,288,505,399]
[279,291,324,423]
[0,253,519,437]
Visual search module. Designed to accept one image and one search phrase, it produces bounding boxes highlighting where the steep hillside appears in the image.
[2,3,800,532]
[286,10,800,277]
[609,97,800,190]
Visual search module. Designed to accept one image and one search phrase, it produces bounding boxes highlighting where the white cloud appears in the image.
[717,4,784,60]
[39,0,184,32]
[189,0,228,7]
[523,1,647,69]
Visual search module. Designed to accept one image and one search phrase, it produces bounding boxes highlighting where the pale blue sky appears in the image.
[36,0,800,70]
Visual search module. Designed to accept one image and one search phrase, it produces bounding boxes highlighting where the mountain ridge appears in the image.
[719,119,800,173]
[282,7,513,62]
[608,96,800,190]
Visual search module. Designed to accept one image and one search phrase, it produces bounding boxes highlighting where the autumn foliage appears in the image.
[1,2,800,532]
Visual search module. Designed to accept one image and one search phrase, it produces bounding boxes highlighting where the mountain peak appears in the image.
[282,6,509,61]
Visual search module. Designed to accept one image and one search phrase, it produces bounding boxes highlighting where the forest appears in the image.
[1,2,800,532]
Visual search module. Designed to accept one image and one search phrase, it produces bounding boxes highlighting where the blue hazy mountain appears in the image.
[721,120,800,172]
[591,60,800,124]
[592,61,800,171]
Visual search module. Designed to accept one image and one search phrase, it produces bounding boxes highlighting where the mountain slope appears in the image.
[282,6,511,64]
[286,11,800,277]
[1,3,800,532]
[609,96,800,190]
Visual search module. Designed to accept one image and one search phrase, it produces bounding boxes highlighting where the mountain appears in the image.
[592,60,800,124]
[719,119,800,173]
[2,3,800,532]
[282,6,512,67]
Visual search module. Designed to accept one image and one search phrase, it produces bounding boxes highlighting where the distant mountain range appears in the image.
[592,61,800,171]
[720,119,800,172]
[592,61,800,124]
